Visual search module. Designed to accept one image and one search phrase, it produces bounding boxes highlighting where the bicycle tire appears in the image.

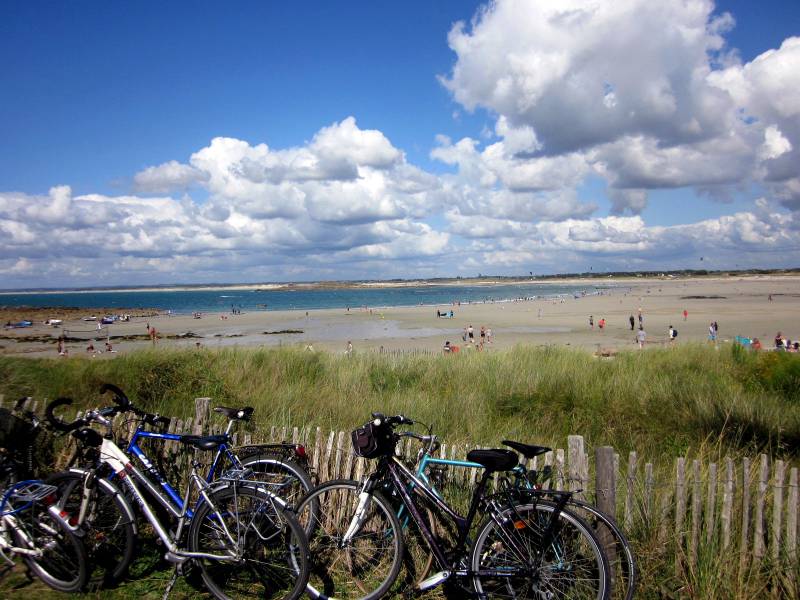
[12,500,88,592]
[46,469,137,590]
[568,499,637,600]
[188,482,310,600]
[240,454,315,514]
[295,479,404,600]
[471,500,610,600]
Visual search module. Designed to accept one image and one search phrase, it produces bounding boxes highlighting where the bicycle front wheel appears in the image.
[188,483,310,600]
[471,501,610,600]
[295,479,403,600]
[47,469,137,589]
[12,500,88,592]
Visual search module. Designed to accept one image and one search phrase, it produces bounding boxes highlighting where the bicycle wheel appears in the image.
[241,454,314,509]
[295,479,403,600]
[47,469,137,589]
[188,483,310,600]
[11,498,88,592]
[568,499,636,600]
[471,501,610,600]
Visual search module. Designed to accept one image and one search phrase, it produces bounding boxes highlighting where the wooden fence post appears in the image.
[722,457,734,549]
[754,454,769,559]
[555,448,565,491]
[705,463,718,545]
[193,397,211,436]
[625,452,637,531]
[740,457,752,574]
[772,460,786,561]
[567,435,584,500]
[787,468,798,568]
[690,459,702,567]
[596,446,617,575]
[675,457,687,574]
[644,462,654,525]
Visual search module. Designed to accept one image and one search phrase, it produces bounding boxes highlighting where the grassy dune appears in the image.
[2,344,800,598]
[1,343,799,458]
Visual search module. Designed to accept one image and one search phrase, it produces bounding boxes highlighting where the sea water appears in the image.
[0,283,613,314]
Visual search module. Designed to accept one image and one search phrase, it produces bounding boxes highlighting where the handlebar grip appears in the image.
[45,397,82,432]
[99,383,130,408]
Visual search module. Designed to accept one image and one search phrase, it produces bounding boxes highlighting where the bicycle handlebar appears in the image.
[99,383,130,409]
[371,412,414,426]
[45,397,84,432]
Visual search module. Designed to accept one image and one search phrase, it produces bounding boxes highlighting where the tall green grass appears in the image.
[1,343,799,458]
[2,344,800,598]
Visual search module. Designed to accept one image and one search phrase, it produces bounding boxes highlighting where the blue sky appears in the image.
[1,1,799,287]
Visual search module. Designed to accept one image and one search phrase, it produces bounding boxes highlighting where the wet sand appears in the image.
[2,276,799,357]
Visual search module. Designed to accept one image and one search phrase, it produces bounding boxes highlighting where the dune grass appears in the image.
[1,343,799,459]
[2,343,800,598]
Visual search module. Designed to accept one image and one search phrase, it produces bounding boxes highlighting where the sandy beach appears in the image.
[2,275,799,357]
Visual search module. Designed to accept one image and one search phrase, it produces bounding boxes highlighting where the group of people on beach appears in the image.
[443,324,493,353]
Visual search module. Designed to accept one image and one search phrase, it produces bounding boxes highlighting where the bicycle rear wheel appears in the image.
[471,501,610,600]
[188,483,310,600]
[11,498,88,592]
[241,454,317,534]
[568,499,636,600]
[295,479,403,600]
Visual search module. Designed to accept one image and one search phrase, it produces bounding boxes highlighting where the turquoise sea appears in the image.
[0,283,615,314]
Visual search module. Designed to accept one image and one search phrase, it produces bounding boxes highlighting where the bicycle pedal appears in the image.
[416,570,450,591]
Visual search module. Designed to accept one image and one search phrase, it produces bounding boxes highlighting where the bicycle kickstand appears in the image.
[162,566,180,600]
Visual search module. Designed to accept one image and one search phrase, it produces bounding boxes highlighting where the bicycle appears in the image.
[45,396,311,600]
[48,383,318,588]
[412,435,636,600]
[296,413,610,599]
[0,399,88,592]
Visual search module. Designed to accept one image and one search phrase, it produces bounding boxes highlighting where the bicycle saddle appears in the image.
[179,434,228,451]
[502,440,551,458]
[466,448,518,472]
[213,406,254,421]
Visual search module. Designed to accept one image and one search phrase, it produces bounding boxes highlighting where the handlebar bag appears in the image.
[351,421,393,459]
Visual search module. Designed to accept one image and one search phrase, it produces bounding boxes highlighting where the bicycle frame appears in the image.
[363,455,540,579]
[124,419,304,517]
[96,435,242,561]
[125,426,243,518]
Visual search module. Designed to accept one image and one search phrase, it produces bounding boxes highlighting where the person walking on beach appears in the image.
[467,324,474,343]
[668,325,677,343]
[598,318,605,331]
[629,315,635,331]
[345,340,353,357]
[708,322,717,343]
[713,321,719,336]
[636,327,646,349]
[683,309,688,321]
[150,327,157,346]
[486,327,493,344]
[480,326,486,346]
[589,315,594,329]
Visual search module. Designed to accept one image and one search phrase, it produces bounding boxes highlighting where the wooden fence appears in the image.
[4,394,799,578]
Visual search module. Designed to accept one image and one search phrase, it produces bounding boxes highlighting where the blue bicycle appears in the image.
[47,384,317,589]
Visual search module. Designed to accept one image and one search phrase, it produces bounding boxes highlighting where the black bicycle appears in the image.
[296,413,610,599]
